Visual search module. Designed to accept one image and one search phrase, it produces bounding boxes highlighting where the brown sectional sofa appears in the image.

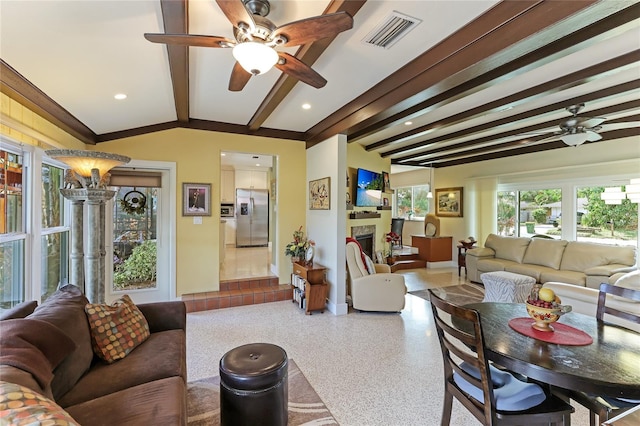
[466,234,637,288]
[0,285,187,425]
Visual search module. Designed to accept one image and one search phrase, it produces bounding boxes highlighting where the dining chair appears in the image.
[390,218,405,248]
[428,290,574,426]
[565,283,640,426]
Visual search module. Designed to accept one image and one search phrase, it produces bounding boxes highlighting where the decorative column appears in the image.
[47,150,130,303]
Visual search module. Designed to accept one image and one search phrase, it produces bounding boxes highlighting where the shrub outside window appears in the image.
[395,185,430,219]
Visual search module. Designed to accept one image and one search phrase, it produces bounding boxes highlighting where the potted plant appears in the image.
[285,226,314,264]
[385,231,401,264]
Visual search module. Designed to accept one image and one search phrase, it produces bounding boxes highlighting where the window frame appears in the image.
[394,184,431,220]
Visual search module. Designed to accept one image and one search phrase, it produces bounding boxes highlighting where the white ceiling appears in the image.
[1,0,638,170]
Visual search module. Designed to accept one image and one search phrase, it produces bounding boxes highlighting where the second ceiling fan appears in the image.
[145,0,353,91]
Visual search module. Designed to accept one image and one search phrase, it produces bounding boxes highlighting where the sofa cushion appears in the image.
[0,301,38,320]
[64,377,186,426]
[477,258,520,274]
[615,270,640,291]
[540,270,586,286]
[57,329,186,407]
[85,295,150,364]
[561,242,636,272]
[484,234,531,264]
[504,264,544,282]
[0,319,76,390]
[0,381,80,425]
[522,239,568,270]
[27,285,93,401]
[0,365,48,397]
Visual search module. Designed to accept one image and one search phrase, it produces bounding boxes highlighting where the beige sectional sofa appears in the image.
[466,234,637,288]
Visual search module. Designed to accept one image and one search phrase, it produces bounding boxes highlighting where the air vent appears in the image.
[362,11,422,49]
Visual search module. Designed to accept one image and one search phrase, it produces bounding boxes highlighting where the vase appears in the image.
[291,256,300,264]
[387,256,397,265]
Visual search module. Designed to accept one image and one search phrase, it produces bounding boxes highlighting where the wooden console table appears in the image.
[411,236,453,262]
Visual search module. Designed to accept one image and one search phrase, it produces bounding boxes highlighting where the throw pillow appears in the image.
[364,255,377,275]
[0,319,76,391]
[0,381,80,425]
[85,295,150,364]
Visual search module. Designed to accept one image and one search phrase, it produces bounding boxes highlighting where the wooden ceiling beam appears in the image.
[306,0,603,146]
[404,128,640,168]
[387,81,640,161]
[347,3,640,144]
[159,0,189,123]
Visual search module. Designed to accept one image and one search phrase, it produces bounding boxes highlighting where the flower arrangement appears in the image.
[285,226,315,259]
[385,231,401,257]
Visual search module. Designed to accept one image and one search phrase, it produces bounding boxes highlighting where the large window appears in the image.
[576,186,638,245]
[395,185,430,219]
[498,182,637,246]
[497,189,562,238]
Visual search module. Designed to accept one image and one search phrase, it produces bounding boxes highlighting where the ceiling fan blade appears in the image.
[229,61,252,91]
[144,33,234,48]
[275,52,327,88]
[586,131,602,142]
[271,12,353,47]
[578,117,606,128]
[216,0,256,32]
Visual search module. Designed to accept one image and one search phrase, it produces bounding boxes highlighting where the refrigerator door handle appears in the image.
[250,197,254,221]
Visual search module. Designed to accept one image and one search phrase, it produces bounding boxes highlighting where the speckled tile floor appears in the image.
[187,266,591,425]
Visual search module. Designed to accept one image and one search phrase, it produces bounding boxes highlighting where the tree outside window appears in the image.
[395,185,430,219]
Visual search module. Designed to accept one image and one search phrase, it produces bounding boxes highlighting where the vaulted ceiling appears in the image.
[1,0,638,170]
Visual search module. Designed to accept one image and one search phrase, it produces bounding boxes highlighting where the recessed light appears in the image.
[114,93,127,100]
[404,121,412,125]
[302,103,311,110]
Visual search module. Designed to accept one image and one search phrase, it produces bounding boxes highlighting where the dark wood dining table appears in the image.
[463,302,640,400]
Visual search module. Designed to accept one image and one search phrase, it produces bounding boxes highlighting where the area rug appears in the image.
[187,359,337,425]
[410,283,485,306]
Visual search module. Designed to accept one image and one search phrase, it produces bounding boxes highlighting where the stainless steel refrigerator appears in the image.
[235,188,269,247]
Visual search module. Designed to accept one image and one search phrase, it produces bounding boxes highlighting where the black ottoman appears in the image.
[219,343,288,426]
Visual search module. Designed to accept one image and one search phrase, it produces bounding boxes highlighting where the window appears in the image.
[395,185,430,219]
[498,180,638,246]
[0,148,26,309]
[576,185,637,246]
[40,162,69,300]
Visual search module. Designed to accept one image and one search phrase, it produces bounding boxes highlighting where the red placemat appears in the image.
[508,317,593,346]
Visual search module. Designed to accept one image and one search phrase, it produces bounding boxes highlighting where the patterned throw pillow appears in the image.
[84,295,150,363]
[0,381,79,425]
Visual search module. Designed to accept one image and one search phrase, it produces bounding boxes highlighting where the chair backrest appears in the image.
[391,218,404,246]
[596,283,640,327]
[424,214,440,237]
[346,241,369,281]
[428,289,496,425]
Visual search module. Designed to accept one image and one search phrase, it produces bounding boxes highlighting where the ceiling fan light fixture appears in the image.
[232,42,278,75]
[560,132,589,146]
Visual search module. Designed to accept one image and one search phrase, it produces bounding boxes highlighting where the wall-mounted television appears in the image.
[355,168,383,207]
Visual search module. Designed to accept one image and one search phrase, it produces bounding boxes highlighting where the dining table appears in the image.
[461,302,640,400]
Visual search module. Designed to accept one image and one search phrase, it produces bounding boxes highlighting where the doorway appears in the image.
[220,151,277,281]
[105,161,176,303]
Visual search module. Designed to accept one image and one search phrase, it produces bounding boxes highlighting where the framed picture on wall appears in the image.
[309,177,330,210]
[382,171,391,192]
[183,183,211,216]
[435,187,463,217]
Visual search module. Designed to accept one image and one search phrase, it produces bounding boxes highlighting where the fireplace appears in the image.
[355,234,374,259]
[351,225,376,259]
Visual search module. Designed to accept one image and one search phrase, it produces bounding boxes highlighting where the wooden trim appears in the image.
[0,60,96,144]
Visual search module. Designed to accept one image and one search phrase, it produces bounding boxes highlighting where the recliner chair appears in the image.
[346,241,406,312]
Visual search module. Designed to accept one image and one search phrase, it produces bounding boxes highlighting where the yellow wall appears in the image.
[346,143,391,254]
[1,98,308,297]
[97,128,307,296]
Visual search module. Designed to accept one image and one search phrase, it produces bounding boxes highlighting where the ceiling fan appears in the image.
[144,0,353,91]
[538,103,606,146]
